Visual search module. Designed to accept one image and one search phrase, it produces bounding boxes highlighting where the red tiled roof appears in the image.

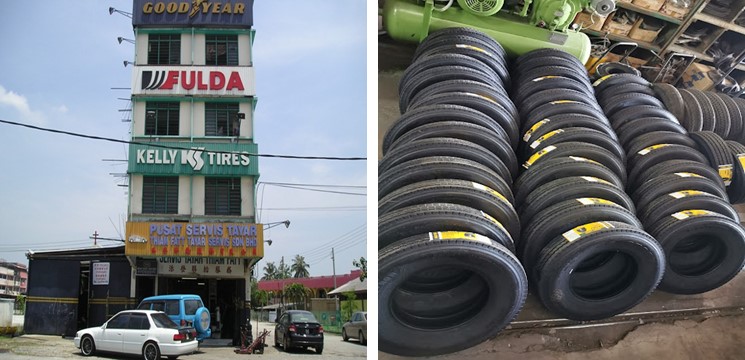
[258,270,362,291]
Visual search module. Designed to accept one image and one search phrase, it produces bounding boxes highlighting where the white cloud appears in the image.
[0,84,46,125]
[53,105,69,113]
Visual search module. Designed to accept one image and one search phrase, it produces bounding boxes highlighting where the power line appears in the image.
[257,206,365,211]
[268,184,366,196]
[0,119,366,161]
[301,224,366,258]
[260,181,366,189]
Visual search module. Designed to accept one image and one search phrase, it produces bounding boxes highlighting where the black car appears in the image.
[274,310,324,354]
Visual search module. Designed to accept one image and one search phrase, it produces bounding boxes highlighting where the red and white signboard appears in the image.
[132,66,255,96]
[92,262,110,285]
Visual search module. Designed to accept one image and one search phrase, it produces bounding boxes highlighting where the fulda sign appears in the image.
[132,66,255,96]
[132,0,254,28]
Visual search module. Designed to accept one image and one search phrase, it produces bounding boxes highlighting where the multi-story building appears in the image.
[0,262,27,298]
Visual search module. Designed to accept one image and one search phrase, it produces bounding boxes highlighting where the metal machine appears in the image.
[382,0,617,63]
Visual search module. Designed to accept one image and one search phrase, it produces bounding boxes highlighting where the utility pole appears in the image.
[332,248,337,289]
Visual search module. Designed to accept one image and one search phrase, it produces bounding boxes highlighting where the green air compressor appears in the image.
[382,0,615,63]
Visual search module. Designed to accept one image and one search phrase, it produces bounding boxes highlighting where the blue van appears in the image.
[137,294,212,340]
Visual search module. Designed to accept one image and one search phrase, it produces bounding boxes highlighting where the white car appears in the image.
[74,309,198,360]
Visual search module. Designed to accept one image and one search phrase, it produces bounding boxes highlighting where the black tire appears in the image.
[274,331,280,347]
[379,232,527,356]
[593,73,650,94]
[80,335,95,356]
[534,221,664,320]
[143,342,161,360]
[625,131,698,157]
[400,54,502,97]
[342,328,349,341]
[416,44,510,87]
[378,137,513,183]
[632,159,727,193]
[652,83,686,122]
[703,91,732,138]
[378,156,514,204]
[522,101,610,133]
[414,28,507,60]
[678,89,705,132]
[378,203,515,252]
[382,104,509,154]
[718,94,743,140]
[516,65,592,91]
[517,88,602,116]
[513,156,624,205]
[408,92,519,149]
[687,89,717,132]
[522,127,626,164]
[407,80,517,120]
[359,331,366,346]
[609,105,679,130]
[519,176,635,226]
[689,131,735,187]
[521,141,627,186]
[521,113,618,147]
[627,144,709,186]
[600,93,665,115]
[519,200,642,276]
[392,273,488,321]
[637,191,739,228]
[596,83,656,105]
[631,173,729,212]
[732,97,745,141]
[399,66,503,113]
[385,120,519,179]
[647,212,745,294]
[616,117,688,149]
[595,62,641,77]
[378,179,520,240]
[316,346,323,354]
[725,140,745,203]
[516,48,584,67]
[514,55,587,77]
[513,77,595,108]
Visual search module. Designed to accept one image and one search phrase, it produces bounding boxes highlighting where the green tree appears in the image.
[284,283,310,310]
[250,279,269,308]
[353,257,367,281]
[341,291,361,321]
[291,254,310,278]
[278,257,291,279]
[262,261,278,280]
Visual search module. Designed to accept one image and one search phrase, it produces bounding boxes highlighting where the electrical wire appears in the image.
[260,181,366,189]
[300,224,367,258]
[0,119,366,161]
[267,184,366,196]
[257,206,365,211]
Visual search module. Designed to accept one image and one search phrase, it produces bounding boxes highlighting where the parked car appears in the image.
[342,311,367,345]
[74,309,198,360]
[137,294,212,340]
[274,310,324,354]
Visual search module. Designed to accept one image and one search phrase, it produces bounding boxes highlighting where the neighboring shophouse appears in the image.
[0,262,27,298]
[258,270,364,299]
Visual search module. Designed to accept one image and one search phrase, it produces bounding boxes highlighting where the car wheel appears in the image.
[359,331,366,346]
[80,336,95,356]
[283,335,291,352]
[143,341,160,360]
[316,345,324,354]
[167,357,179,360]
[342,328,349,341]
[274,331,280,347]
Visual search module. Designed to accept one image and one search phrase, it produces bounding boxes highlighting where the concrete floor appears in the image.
[378,65,745,359]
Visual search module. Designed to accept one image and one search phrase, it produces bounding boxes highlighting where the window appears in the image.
[145,102,179,136]
[148,34,181,65]
[205,103,240,136]
[184,299,202,315]
[205,178,241,216]
[152,313,179,329]
[142,176,178,214]
[164,300,180,315]
[205,35,238,65]
[107,314,130,329]
[129,313,150,330]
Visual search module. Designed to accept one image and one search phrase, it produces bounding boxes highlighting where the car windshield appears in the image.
[290,312,318,322]
[151,312,179,329]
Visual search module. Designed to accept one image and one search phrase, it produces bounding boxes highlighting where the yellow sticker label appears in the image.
[580,176,613,185]
[470,92,499,105]
[671,209,715,220]
[455,44,489,55]
[576,198,620,206]
[674,172,703,178]
[480,211,513,241]
[637,144,671,156]
[719,165,733,186]
[532,75,560,82]
[562,221,616,242]
[737,154,745,171]
[523,119,550,142]
[569,156,601,165]
[669,190,706,199]
[523,145,557,169]
[472,182,509,203]
[530,129,564,149]
[592,74,614,87]
[550,100,580,105]
[428,231,492,246]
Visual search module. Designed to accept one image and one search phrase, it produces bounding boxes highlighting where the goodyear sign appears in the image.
[126,222,264,258]
[128,142,259,176]
[132,0,254,28]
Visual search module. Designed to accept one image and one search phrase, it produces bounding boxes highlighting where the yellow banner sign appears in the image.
[125,222,263,258]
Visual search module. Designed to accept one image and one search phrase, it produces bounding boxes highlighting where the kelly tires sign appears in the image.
[131,66,256,97]
[128,142,258,176]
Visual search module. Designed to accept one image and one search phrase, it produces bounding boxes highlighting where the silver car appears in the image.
[74,309,198,360]
[342,311,367,345]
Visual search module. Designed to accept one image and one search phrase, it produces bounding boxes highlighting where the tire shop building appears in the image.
[24,0,263,340]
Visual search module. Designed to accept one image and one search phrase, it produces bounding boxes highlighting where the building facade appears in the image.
[0,262,27,298]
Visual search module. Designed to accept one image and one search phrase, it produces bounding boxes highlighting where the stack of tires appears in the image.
[378,28,527,356]
[511,50,666,321]
[595,73,745,295]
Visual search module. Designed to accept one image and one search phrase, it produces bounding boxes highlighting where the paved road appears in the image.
[0,322,367,359]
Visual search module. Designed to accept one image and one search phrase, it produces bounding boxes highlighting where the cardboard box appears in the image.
[628,18,664,43]
[573,11,608,31]
[632,0,666,11]
[618,0,632,3]
[660,1,691,19]
[679,62,716,90]
[602,12,634,36]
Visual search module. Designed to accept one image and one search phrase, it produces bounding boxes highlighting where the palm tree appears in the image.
[291,255,310,278]
[277,257,292,279]
[284,283,310,310]
[262,262,278,280]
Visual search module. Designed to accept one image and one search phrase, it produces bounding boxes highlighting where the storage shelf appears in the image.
[668,44,745,71]
[616,2,683,25]
[583,29,662,52]
[694,12,745,35]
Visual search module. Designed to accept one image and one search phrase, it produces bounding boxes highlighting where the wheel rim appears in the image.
[144,344,157,360]
[82,338,92,354]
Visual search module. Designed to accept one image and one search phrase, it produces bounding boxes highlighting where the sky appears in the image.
[0,1,367,278]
